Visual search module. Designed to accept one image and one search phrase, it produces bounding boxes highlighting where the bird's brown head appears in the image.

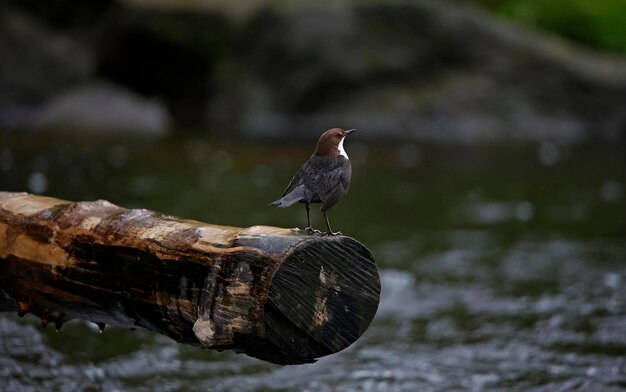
[314,128,356,157]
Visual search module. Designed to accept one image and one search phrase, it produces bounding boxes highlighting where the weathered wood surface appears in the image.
[0,192,380,365]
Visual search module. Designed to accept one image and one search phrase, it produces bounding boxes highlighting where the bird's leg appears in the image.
[323,210,342,236]
[304,203,320,235]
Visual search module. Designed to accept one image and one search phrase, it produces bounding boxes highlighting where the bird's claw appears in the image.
[324,231,342,236]
[305,227,322,235]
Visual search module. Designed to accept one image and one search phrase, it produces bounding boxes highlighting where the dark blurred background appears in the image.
[1,1,626,391]
[1,0,626,140]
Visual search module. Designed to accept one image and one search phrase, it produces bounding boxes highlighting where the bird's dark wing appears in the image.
[319,157,352,211]
[282,157,312,196]
[282,175,298,196]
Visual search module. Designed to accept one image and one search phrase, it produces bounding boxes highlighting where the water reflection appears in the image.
[0,148,14,172]
[251,164,272,188]
[27,171,48,194]
[602,180,624,202]
[108,145,129,169]
[395,144,422,168]
[537,140,562,166]
[459,200,536,224]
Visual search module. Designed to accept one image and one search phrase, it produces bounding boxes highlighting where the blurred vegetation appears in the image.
[123,0,626,54]
[457,0,626,54]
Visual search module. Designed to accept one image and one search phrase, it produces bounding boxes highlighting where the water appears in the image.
[1,132,625,391]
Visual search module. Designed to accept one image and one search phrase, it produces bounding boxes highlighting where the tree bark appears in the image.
[0,192,380,365]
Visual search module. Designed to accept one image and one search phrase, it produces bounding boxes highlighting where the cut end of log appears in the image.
[251,236,380,365]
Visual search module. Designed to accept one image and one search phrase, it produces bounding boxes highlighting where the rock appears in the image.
[0,5,94,129]
[93,9,228,128]
[34,82,171,135]
[0,6,93,101]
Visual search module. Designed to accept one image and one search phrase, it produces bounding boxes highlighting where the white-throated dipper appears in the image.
[270,128,355,236]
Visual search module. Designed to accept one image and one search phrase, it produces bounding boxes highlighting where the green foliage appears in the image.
[483,0,626,53]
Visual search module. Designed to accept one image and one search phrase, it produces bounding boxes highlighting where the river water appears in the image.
[1,133,625,391]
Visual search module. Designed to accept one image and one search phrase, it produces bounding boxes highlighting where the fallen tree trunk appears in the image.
[0,192,380,365]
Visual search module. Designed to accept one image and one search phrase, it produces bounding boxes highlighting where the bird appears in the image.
[270,128,355,236]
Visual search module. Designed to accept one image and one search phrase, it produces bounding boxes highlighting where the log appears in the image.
[0,192,380,365]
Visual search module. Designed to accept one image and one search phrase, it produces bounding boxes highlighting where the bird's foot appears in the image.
[305,227,322,235]
[323,231,342,236]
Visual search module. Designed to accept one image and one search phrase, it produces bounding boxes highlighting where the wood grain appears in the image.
[0,192,380,364]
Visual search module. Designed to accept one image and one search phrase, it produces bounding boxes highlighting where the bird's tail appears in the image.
[270,185,305,208]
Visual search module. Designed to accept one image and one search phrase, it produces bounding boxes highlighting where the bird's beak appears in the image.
[345,129,356,135]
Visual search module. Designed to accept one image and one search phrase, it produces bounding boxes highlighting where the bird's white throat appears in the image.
[338,137,349,159]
